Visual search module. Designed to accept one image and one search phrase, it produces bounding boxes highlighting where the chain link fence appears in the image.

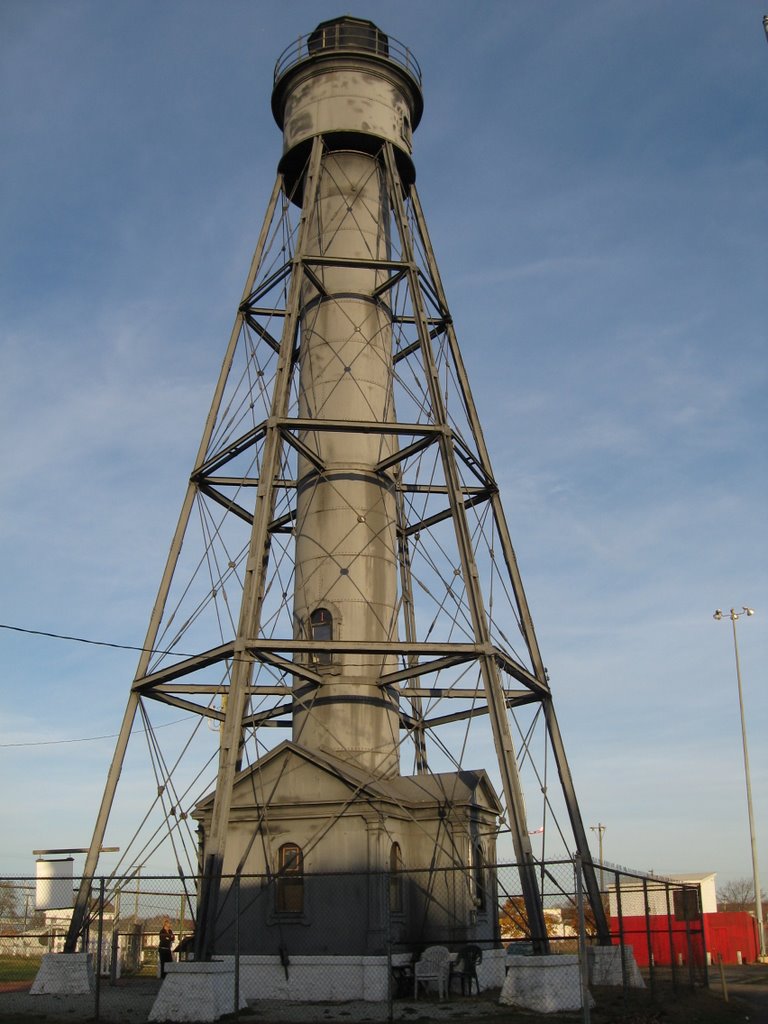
[0,860,707,1022]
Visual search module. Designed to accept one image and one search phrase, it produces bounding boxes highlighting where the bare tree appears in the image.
[0,881,44,930]
[718,877,767,913]
[0,880,23,921]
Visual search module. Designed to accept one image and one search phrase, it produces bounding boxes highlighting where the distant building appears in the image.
[608,870,759,965]
[608,871,717,917]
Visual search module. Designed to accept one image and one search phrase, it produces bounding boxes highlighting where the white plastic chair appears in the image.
[414,945,451,999]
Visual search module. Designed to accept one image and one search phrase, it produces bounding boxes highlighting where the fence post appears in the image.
[574,855,591,1024]
[386,867,393,1024]
[665,883,677,993]
[717,952,728,1001]
[110,926,119,986]
[110,883,120,986]
[234,874,240,1019]
[615,871,628,1004]
[642,878,655,1001]
[94,877,105,1022]
[684,905,696,988]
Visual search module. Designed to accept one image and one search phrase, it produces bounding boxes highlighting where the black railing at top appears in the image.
[274,23,422,87]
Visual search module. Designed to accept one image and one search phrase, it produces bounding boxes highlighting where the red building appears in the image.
[607,872,760,966]
[610,911,758,967]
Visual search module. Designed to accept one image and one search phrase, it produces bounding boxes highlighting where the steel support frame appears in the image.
[383,142,550,953]
[194,137,326,960]
[64,176,286,953]
[65,128,609,956]
[408,184,610,945]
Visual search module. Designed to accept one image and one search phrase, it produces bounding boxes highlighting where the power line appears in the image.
[0,717,193,749]
[0,623,201,748]
[0,622,187,658]
[0,620,255,667]
[1,733,121,748]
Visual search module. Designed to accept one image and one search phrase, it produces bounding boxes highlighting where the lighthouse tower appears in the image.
[282,28,409,779]
[64,16,609,969]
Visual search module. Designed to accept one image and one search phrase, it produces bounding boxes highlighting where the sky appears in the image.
[1,1,766,891]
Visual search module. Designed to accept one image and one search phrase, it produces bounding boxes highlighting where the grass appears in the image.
[0,955,43,983]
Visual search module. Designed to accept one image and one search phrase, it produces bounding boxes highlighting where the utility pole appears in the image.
[590,823,606,891]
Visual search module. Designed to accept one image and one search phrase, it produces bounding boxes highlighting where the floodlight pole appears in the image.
[713,606,765,959]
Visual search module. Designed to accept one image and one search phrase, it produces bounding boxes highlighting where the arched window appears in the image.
[309,608,333,666]
[389,842,403,913]
[276,843,304,914]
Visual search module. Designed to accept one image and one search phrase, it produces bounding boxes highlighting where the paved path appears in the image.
[717,964,768,1023]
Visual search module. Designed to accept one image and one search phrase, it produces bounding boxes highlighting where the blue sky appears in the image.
[1,1,766,890]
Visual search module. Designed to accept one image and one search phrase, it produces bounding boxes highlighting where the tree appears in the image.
[0,881,45,930]
[499,897,582,940]
[718,877,767,913]
[0,880,22,921]
[499,896,530,940]
[559,900,600,939]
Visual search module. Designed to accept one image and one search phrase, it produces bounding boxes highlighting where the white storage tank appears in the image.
[35,857,75,910]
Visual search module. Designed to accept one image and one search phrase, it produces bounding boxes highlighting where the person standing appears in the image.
[158,918,175,978]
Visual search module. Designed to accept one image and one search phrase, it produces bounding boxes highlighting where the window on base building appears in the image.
[472,842,486,912]
[276,843,304,914]
[390,842,403,913]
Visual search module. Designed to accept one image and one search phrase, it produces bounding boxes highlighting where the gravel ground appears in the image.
[0,978,161,1022]
[5,977,764,1024]
[0,982,515,1024]
[246,995,513,1022]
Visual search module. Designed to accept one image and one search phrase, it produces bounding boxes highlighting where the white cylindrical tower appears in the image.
[272,18,423,778]
[35,857,75,911]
